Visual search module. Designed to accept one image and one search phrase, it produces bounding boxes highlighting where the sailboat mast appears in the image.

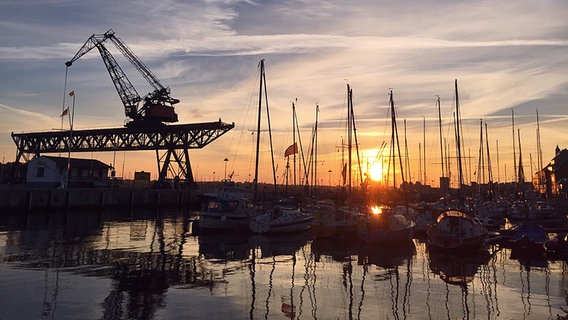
[423,116,426,184]
[253,60,264,200]
[454,79,464,188]
[314,104,319,190]
[512,109,517,183]
[496,139,500,184]
[404,119,411,183]
[517,128,525,184]
[477,119,484,185]
[536,109,543,171]
[292,100,297,186]
[391,90,397,189]
[485,123,493,184]
[347,84,353,192]
[262,66,278,197]
[341,136,345,186]
[389,90,406,197]
[437,96,445,178]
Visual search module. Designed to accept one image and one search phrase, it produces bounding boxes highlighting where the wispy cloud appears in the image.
[1,0,567,182]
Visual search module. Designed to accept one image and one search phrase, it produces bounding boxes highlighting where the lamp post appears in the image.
[328,170,332,186]
[224,158,229,181]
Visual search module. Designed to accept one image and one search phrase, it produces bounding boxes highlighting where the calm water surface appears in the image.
[0,209,567,319]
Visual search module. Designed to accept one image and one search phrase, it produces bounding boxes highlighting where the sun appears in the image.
[369,163,383,181]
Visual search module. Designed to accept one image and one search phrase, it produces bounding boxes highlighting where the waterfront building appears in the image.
[26,156,111,188]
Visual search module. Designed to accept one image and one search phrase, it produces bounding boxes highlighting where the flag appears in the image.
[60,108,69,117]
[69,90,75,97]
[284,142,298,157]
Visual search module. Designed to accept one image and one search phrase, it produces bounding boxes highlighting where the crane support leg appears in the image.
[156,148,195,187]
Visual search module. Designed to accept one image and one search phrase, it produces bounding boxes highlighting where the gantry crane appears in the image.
[65,29,179,125]
[11,30,234,186]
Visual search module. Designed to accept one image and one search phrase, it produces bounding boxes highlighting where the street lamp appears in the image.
[224,158,229,181]
[328,170,332,186]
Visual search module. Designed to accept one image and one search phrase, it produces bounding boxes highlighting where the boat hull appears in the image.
[358,224,413,244]
[249,208,314,234]
[356,208,415,244]
[198,213,250,231]
[199,197,257,231]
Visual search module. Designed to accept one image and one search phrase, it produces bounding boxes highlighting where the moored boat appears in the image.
[427,210,488,250]
[427,81,488,250]
[309,199,358,239]
[357,205,415,244]
[198,197,259,231]
[357,90,414,244]
[545,232,568,258]
[505,224,548,258]
[249,206,314,234]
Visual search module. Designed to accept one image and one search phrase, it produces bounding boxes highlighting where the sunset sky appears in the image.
[1,0,567,187]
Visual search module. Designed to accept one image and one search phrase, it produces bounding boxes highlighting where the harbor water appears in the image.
[0,209,567,319]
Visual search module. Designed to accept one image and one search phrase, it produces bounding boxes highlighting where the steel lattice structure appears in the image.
[12,120,234,183]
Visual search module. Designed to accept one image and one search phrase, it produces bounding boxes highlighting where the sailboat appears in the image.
[248,60,314,234]
[310,85,360,239]
[357,90,415,244]
[427,80,488,250]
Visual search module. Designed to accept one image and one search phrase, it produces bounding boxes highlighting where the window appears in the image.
[36,167,45,178]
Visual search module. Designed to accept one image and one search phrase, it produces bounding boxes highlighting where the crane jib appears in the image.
[65,29,179,126]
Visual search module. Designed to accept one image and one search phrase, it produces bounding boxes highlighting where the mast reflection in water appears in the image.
[0,209,567,319]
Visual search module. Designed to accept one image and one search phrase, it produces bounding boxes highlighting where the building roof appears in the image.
[38,156,112,169]
[548,148,568,172]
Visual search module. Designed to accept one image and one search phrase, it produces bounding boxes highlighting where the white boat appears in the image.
[427,210,488,249]
[199,197,259,231]
[249,206,314,234]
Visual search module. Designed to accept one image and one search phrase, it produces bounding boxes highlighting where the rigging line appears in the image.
[232,63,261,176]
[293,102,309,187]
[350,90,364,186]
[261,65,278,195]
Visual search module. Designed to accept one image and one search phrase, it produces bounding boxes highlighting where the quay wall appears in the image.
[0,186,199,210]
